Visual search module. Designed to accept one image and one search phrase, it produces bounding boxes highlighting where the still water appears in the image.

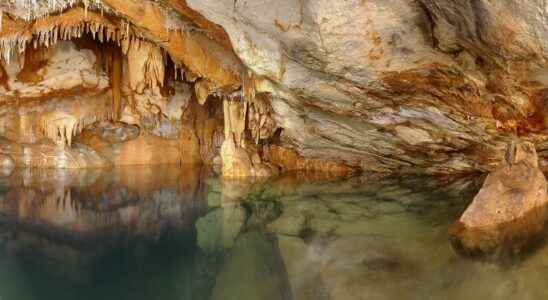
[0,166,546,300]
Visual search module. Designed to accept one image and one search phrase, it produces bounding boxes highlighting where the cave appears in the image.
[0,2,282,176]
[1,1,548,299]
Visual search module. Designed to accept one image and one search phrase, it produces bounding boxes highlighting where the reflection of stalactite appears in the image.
[34,187,82,216]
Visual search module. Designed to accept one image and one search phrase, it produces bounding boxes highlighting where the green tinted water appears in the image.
[0,166,546,300]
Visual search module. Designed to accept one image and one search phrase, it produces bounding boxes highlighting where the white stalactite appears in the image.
[0,19,139,62]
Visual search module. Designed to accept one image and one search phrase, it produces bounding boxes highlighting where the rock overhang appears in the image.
[0,0,547,175]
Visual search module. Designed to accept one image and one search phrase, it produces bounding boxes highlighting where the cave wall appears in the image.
[186,0,548,174]
[0,0,547,175]
[0,37,202,168]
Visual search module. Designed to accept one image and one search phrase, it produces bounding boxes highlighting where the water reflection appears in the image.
[0,165,211,300]
[3,168,548,299]
[0,166,207,240]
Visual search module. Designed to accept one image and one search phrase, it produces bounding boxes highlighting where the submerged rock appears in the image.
[450,140,548,256]
[211,232,292,300]
[319,235,417,300]
[195,205,247,253]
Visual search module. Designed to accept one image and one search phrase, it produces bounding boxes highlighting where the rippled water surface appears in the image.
[1,166,548,300]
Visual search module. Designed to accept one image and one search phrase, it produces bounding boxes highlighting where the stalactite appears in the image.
[195,79,212,105]
[242,69,256,105]
[17,44,49,83]
[224,69,275,146]
[0,0,107,21]
[38,94,113,148]
[126,38,164,94]
[109,45,123,120]
[41,111,79,147]
[223,97,247,147]
[0,11,137,63]
[0,62,9,90]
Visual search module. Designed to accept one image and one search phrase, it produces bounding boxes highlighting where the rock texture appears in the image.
[185,0,548,174]
[1,1,548,174]
[451,140,548,255]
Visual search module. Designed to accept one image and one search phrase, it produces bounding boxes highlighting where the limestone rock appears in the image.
[0,138,111,169]
[2,1,548,174]
[265,145,357,176]
[80,134,182,166]
[179,125,202,165]
[220,137,253,178]
[0,153,14,176]
[88,121,140,144]
[221,137,279,179]
[185,0,548,174]
[1,41,109,100]
[126,40,165,95]
[450,141,548,256]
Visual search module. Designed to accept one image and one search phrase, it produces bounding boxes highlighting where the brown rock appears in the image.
[450,140,548,256]
[3,1,548,175]
[180,125,202,165]
[265,145,358,176]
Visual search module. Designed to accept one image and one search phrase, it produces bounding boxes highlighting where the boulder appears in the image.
[450,140,548,256]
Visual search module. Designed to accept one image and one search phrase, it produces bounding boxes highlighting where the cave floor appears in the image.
[0,165,545,300]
